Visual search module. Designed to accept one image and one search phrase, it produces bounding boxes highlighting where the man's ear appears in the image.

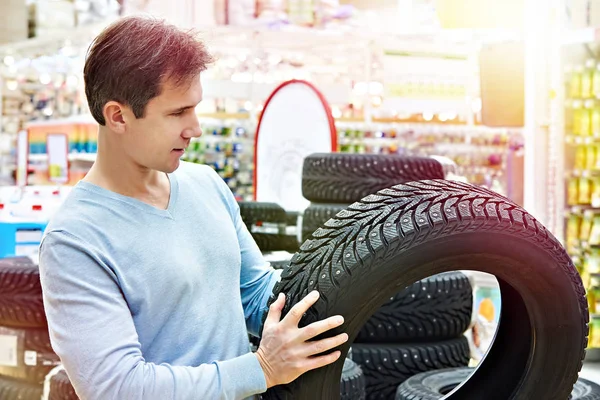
[103,101,129,133]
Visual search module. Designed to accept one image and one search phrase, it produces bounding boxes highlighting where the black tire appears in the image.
[254,234,299,253]
[301,153,445,203]
[286,211,300,227]
[49,369,79,400]
[396,367,600,400]
[0,375,42,400]
[302,203,349,242]
[0,326,59,384]
[355,272,473,343]
[269,260,292,270]
[0,257,46,328]
[341,357,366,400]
[260,180,588,399]
[351,338,470,400]
[238,201,287,227]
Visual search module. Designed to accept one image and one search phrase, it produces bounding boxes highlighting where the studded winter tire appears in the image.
[301,154,445,204]
[396,367,600,400]
[352,338,470,400]
[260,180,588,400]
[355,272,473,343]
[0,257,46,328]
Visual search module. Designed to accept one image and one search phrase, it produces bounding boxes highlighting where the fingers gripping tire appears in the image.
[396,367,600,400]
[260,180,588,400]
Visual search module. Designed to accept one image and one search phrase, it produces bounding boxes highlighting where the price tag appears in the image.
[0,335,18,367]
[24,351,37,366]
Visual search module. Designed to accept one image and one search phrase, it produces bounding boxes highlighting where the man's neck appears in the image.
[83,131,170,208]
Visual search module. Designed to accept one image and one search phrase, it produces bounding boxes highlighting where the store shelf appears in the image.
[562,28,600,45]
[568,205,600,213]
[565,135,600,145]
[197,112,251,120]
[28,153,96,162]
[567,169,600,178]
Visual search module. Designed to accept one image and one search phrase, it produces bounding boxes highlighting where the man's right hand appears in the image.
[255,290,349,389]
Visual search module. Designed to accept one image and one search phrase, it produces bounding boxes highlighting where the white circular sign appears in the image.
[254,80,337,212]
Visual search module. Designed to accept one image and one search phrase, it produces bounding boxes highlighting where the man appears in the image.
[39,16,348,399]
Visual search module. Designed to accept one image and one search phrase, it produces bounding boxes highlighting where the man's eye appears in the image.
[172,110,185,116]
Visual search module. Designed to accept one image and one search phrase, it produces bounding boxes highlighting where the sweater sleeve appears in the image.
[38,231,267,400]
[230,199,283,336]
[206,167,283,336]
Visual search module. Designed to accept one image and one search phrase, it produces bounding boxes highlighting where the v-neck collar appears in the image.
[76,172,179,219]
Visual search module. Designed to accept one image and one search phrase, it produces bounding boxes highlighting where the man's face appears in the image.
[123,74,203,173]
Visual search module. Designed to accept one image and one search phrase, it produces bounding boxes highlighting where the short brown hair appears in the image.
[83,16,213,125]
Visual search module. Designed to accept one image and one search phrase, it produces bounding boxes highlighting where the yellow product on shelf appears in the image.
[581,211,594,242]
[582,105,592,136]
[595,63,600,98]
[583,60,595,99]
[592,105,600,136]
[589,217,600,246]
[573,101,583,135]
[588,145,598,170]
[568,178,579,205]
[575,145,587,170]
[579,178,592,204]
[571,66,583,98]
[567,214,582,254]
[593,178,600,207]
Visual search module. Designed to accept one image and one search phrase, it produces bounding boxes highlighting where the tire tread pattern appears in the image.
[262,179,588,399]
[0,375,43,400]
[49,370,79,400]
[356,272,473,343]
[352,338,470,400]
[302,154,445,203]
[0,257,46,328]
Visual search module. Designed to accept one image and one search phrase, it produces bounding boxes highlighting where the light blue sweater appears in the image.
[39,161,282,400]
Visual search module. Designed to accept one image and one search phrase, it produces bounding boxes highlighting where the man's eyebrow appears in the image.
[168,100,202,114]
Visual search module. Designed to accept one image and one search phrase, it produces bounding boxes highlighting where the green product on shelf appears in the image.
[592,315,600,348]
[575,145,587,170]
[571,66,583,98]
[580,211,593,242]
[589,216,600,246]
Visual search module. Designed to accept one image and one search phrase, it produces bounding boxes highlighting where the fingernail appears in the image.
[311,291,320,299]
[336,316,344,324]
[278,293,285,301]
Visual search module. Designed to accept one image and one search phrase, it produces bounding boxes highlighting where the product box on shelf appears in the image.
[0,186,70,259]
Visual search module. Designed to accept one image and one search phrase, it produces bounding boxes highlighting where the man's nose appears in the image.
[182,119,203,139]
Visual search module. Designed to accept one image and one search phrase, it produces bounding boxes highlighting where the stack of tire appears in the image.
[300,153,473,399]
[238,201,300,254]
[0,256,61,400]
[396,367,600,400]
